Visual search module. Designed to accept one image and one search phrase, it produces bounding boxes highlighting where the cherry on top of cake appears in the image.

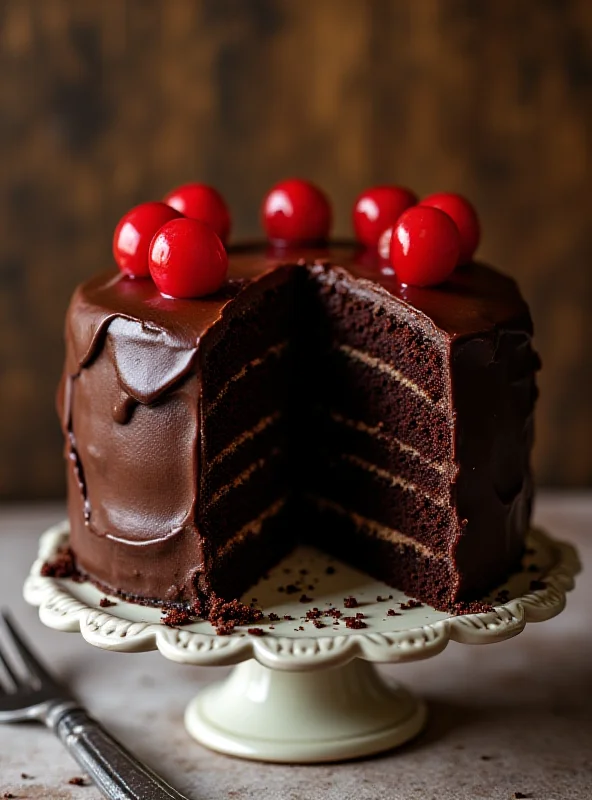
[69,181,530,406]
[111,178,485,300]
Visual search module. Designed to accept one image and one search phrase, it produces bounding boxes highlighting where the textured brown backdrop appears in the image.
[0,0,590,500]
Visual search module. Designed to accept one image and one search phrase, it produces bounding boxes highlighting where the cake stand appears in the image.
[24,522,579,763]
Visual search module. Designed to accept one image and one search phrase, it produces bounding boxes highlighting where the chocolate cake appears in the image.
[58,242,539,611]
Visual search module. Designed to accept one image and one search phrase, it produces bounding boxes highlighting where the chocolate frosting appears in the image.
[59,242,538,605]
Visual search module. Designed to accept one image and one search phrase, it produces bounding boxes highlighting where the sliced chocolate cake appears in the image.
[58,240,539,612]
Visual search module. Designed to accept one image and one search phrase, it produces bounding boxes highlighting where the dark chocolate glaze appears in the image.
[59,242,539,608]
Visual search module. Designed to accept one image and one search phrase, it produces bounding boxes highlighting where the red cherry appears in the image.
[353,186,417,247]
[163,183,231,243]
[389,206,460,287]
[113,202,182,278]
[419,192,480,263]
[262,179,332,243]
[148,218,228,298]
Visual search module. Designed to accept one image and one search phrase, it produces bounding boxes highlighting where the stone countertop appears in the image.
[0,492,590,800]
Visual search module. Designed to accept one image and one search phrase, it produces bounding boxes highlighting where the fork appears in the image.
[0,609,190,799]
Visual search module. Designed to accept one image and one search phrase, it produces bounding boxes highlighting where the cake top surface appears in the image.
[68,242,532,376]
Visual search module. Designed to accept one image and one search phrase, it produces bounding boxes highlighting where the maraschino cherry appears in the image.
[148,218,228,298]
[262,179,331,244]
[419,192,480,263]
[353,186,417,247]
[389,206,460,287]
[163,183,231,243]
[113,202,182,278]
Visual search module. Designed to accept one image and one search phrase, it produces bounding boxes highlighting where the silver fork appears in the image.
[0,609,191,799]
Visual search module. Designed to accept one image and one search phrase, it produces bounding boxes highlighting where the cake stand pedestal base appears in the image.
[184,658,426,762]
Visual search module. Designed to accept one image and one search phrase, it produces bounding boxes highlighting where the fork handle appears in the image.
[49,704,190,800]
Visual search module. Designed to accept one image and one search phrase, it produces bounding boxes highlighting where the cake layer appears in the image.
[204,497,296,601]
[204,411,284,492]
[304,495,460,610]
[202,345,293,459]
[200,447,287,548]
[325,412,452,497]
[309,453,455,552]
[322,350,453,462]
[311,265,448,401]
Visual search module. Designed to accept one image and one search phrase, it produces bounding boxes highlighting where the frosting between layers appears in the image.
[217,497,287,558]
[208,341,288,413]
[310,496,444,560]
[339,453,450,507]
[330,412,447,474]
[206,447,282,508]
[208,412,282,469]
[337,343,437,405]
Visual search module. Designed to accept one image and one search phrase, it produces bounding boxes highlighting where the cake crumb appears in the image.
[299,568,308,575]
[480,754,493,760]
[399,599,422,610]
[387,608,401,617]
[285,584,299,595]
[20,774,32,780]
[215,620,236,636]
[247,627,265,636]
[512,793,530,799]
[283,614,294,621]
[305,608,321,619]
[208,597,262,635]
[313,620,325,629]
[299,594,313,603]
[327,608,341,618]
[344,596,358,608]
[41,547,80,580]
[325,566,335,575]
[161,606,194,627]
[68,776,87,786]
[527,563,539,572]
[344,616,367,629]
[99,597,116,608]
[268,612,280,622]
[3,793,14,798]
[376,595,388,602]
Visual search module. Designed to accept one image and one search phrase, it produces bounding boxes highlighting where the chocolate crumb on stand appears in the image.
[68,776,87,786]
[343,596,358,609]
[399,599,423,611]
[343,616,367,630]
[208,598,263,636]
[99,597,116,608]
[40,547,81,580]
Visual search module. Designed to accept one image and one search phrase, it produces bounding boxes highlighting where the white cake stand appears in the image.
[24,522,579,763]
